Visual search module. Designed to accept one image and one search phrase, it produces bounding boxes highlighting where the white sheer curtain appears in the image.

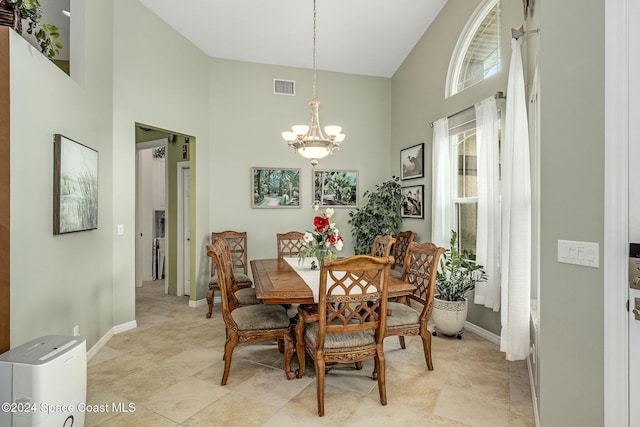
[431,118,451,248]
[474,96,501,311]
[500,38,531,361]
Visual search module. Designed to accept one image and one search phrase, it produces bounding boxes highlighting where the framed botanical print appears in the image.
[252,167,301,208]
[53,134,99,234]
[401,185,424,219]
[312,169,358,208]
[400,143,424,180]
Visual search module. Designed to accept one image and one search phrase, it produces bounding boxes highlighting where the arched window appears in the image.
[446,0,501,97]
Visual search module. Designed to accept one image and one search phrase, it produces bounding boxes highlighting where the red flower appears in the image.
[314,216,329,232]
[328,235,336,243]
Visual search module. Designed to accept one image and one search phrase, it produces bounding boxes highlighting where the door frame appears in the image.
[176,161,190,296]
[604,0,629,425]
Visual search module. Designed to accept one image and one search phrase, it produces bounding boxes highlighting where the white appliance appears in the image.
[0,335,86,427]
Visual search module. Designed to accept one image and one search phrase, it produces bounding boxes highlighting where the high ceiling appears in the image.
[138,0,448,78]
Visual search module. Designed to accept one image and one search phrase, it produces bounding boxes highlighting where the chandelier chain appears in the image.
[312,0,317,101]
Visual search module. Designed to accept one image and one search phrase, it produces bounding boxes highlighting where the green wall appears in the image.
[392,0,524,335]
[392,0,606,424]
[9,0,114,348]
[536,0,605,424]
[208,58,392,264]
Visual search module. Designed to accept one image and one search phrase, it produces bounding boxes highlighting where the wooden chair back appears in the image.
[393,230,417,270]
[371,235,396,258]
[317,255,393,347]
[211,230,249,275]
[207,239,241,316]
[401,241,445,318]
[276,231,306,259]
[208,238,243,311]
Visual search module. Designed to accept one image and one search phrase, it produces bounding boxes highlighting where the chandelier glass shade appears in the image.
[281,0,345,166]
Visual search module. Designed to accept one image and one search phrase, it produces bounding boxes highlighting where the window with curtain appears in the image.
[450,126,501,257]
[453,128,479,255]
[446,0,501,97]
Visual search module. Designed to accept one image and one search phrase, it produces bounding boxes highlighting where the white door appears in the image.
[182,167,191,296]
[630,1,640,422]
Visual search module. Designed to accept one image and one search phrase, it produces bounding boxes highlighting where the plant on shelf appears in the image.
[433,230,488,338]
[299,208,344,262]
[348,176,402,255]
[1,0,63,59]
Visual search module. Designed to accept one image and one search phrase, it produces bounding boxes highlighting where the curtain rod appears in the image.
[429,91,506,128]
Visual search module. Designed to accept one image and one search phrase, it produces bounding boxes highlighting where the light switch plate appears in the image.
[117,224,125,235]
[557,240,599,268]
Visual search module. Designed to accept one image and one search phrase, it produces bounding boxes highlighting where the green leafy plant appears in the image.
[435,230,488,301]
[348,176,402,255]
[4,0,63,59]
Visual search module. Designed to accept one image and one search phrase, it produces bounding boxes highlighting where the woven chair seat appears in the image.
[389,269,402,279]
[210,272,252,286]
[235,288,260,305]
[386,302,420,326]
[304,322,374,349]
[231,304,290,331]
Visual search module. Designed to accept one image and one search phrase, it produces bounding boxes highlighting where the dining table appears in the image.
[250,257,415,305]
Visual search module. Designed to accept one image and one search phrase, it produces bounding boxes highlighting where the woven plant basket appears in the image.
[0,1,19,33]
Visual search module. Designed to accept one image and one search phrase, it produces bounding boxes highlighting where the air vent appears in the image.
[274,79,295,96]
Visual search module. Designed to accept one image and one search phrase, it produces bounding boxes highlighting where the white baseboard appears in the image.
[527,355,541,427]
[86,320,137,362]
[114,320,137,334]
[464,321,500,345]
[189,298,207,308]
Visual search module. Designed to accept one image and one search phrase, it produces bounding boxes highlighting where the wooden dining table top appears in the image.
[250,258,415,304]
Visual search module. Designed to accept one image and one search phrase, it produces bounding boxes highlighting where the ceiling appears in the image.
[138,0,448,78]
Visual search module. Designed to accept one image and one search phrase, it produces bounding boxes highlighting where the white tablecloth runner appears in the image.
[284,257,322,302]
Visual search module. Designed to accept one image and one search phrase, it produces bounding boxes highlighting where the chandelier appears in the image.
[281,0,345,166]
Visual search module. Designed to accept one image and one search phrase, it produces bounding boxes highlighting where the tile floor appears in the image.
[86,280,536,426]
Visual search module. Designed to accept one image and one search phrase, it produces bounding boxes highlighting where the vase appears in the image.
[432,297,468,339]
[314,248,333,265]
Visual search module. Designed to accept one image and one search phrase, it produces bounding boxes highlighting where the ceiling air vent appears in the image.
[274,79,295,96]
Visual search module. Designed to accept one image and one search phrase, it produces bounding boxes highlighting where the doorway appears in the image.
[134,124,195,300]
[177,161,190,296]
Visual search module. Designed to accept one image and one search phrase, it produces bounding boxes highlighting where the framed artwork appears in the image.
[53,134,99,234]
[400,143,424,180]
[313,169,358,208]
[401,185,424,219]
[252,167,301,208]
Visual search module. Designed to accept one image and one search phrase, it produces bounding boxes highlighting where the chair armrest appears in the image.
[297,305,320,324]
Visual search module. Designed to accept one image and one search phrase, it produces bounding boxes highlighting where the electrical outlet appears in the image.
[73,325,79,336]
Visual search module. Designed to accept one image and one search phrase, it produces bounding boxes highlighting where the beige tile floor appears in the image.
[86,280,535,426]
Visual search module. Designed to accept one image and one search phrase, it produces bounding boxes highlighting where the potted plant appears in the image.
[0,0,63,59]
[348,176,402,255]
[432,230,488,338]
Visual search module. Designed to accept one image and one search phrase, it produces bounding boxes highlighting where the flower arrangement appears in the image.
[299,208,344,261]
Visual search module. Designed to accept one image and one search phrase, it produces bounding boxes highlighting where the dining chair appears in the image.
[276,231,306,259]
[371,235,396,258]
[295,255,394,417]
[207,239,295,384]
[206,230,257,318]
[385,241,445,370]
[390,230,417,279]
